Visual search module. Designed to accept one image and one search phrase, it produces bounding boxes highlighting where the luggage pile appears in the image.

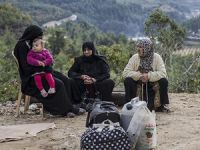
[81,100,131,150]
[80,96,157,150]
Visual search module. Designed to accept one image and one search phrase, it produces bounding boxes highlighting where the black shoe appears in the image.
[79,102,87,109]
[72,107,86,115]
[67,112,75,118]
[156,105,170,113]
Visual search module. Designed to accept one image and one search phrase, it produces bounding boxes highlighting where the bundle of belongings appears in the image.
[80,91,157,150]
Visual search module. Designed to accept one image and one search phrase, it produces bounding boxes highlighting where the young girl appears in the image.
[27,38,55,97]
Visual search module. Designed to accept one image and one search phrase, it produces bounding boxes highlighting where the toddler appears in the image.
[27,38,55,97]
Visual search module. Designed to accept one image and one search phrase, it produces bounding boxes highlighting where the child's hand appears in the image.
[38,61,45,67]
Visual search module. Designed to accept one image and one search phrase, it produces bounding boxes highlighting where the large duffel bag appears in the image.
[86,101,120,127]
[81,120,131,150]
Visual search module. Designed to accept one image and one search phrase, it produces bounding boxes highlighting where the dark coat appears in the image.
[68,55,110,82]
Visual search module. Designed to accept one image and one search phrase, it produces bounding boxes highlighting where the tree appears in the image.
[145,9,186,64]
[145,9,200,94]
[47,28,66,55]
[98,44,130,85]
[0,3,32,38]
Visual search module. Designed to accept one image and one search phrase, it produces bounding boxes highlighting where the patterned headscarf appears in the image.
[137,39,154,73]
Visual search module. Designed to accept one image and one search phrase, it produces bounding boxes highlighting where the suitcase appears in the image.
[86,101,120,127]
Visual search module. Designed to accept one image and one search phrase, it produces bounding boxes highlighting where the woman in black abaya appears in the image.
[14,25,85,116]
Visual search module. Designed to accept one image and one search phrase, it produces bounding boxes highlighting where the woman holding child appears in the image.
[14,25,85,117]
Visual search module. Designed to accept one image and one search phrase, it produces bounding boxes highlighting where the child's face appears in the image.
[32,39,43,52]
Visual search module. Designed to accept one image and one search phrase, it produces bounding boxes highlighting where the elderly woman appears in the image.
[122,39,169,112]
[14,25,85,117]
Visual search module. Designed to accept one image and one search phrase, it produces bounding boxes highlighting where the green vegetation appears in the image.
[0,0,188,36]
[144,9,199,93]
[0,3,32,38]
[145,9,186,63]
[168,54,200,93]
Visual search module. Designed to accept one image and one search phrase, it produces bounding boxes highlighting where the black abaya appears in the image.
[14,25,74,115]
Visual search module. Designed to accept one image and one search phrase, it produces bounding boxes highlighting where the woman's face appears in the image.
[137,46,144,57]
[83,48,93,57]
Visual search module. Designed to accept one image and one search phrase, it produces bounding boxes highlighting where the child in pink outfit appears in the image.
[27,38,55,97]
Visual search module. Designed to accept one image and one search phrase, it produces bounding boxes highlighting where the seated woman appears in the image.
[68,42,115,103]
[122,39,170,112]
[14,25,85,117]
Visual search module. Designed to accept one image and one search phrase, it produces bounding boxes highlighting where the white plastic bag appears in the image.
[127,106,157,150]
[121,97,147,131]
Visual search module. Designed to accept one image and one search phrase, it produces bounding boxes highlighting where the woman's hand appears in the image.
[83,77,96,84]
[80,75,90,80]
[139,73,148,83]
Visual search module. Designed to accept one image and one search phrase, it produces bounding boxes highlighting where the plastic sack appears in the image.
[127,106,157,150]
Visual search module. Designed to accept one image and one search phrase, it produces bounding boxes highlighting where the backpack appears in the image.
[86,101,120,127]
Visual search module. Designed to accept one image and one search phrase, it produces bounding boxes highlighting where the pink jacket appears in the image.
[27,49,53,66]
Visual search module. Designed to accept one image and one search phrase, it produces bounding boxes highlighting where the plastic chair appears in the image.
[12,51,43,117]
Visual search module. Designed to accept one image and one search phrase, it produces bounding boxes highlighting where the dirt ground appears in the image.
[0,93,200,150]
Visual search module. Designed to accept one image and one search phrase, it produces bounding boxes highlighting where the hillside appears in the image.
[0,3,32,38]
[0,0,199,36]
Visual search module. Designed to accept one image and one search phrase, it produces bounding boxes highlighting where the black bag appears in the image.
[82,85,101,112]
[81,120,131,150]
[86,101,120,127]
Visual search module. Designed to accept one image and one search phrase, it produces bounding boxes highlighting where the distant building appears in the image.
[42,15,77,28]
[130,36,150,41]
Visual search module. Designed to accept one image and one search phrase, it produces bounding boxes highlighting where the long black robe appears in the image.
[68,54,115,101]
[14,25,73,115]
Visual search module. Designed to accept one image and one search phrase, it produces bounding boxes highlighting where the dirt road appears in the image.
[0,93,200,150]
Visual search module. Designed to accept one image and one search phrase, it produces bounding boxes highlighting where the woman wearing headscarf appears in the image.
[122,39,169,112]
[14,25,85,116]
[68,42,115,102]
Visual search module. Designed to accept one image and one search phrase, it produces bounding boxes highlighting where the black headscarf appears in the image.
[81,41,109,72]
[82,42,99,63]
[19,25,43,46]
[82,42,97,55]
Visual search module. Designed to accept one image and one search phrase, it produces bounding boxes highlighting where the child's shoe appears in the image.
[41,89,48,97]
[48,88,56,94]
